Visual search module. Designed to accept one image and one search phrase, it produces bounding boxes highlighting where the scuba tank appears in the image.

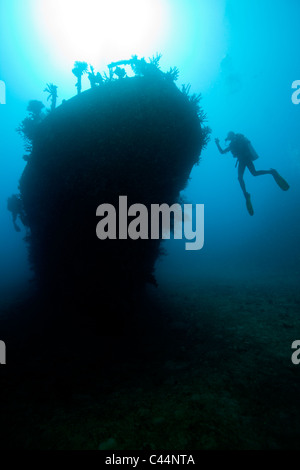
[248,142,259,161]
[233,134,259,162]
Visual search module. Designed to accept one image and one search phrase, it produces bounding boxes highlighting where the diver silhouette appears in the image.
[215,131,290,216]
[7,194,28,232]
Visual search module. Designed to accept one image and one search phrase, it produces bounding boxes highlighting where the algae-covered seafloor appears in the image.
[0,272,300,450]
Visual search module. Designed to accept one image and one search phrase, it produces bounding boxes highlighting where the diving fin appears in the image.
[271,169,290,191]
[246,193,254,216]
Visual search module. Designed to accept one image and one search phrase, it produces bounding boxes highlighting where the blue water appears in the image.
[0,0,299,298]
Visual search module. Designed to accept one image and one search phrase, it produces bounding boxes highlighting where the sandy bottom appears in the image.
[0,273,300,450]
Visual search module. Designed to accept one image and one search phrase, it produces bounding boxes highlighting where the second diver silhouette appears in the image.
[215,131,290,216]
[7,194,28,232]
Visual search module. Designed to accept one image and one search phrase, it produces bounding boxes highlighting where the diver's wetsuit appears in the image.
[236,153,272,200]
[216,133,289,215]
[217,135,272,200]
[7,195,28,232]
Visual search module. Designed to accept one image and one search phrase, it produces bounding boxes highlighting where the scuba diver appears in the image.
[7,194,28,232]
[215,131,290,216]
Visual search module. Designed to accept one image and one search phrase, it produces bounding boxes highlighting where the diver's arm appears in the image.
[215,138,231,155]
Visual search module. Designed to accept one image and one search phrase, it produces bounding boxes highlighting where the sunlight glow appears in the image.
[34,0,168,67]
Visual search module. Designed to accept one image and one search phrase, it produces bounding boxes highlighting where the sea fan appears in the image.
[72,61,88,77]
[149,53,162,68]
[165,67,179,82]
[181,84,191,96]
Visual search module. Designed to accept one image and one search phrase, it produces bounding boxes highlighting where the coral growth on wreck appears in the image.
[15,56,210,319]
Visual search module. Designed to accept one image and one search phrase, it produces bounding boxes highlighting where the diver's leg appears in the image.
[12,213,21,232]
[238,162,248,198]
[238,162,254,216]
[247,162,290,190]
[247,161,272,176]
